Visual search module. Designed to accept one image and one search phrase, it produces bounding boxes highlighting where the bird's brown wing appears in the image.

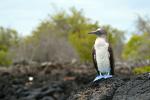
[108,45,115,75]
[92,47,100,75]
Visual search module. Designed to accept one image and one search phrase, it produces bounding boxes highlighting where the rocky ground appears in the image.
[0,62,150,100]
[0,62,94,100]
[68,73,150,100]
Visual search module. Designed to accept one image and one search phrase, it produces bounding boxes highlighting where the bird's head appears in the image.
[88,28,107,37]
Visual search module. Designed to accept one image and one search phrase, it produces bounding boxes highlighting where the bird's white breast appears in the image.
[94,37,110,73]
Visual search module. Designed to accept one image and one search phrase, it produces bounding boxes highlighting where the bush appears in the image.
[0,50,12,66]
[0,26,18,66]
[133,66,150,74]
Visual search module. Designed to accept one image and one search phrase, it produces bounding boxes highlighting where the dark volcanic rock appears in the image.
[113,73,150,100]
[0,63,150,100]
[68,77,124,100]
[0,63,94,100]
[68,73,150,100]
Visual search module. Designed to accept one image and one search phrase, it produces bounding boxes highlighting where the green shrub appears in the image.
[0,50,12,66]
[133,66,150,74]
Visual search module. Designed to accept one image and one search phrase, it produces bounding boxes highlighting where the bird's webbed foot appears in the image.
[93,72,112,82]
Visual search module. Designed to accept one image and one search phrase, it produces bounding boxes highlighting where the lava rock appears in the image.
[68,73,150,100]
[68,77,124,100]
[113,73,150,100]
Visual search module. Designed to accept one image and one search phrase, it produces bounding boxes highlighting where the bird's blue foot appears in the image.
[103,75,112,79]
[93,75,104,82]
[93,75,112,82]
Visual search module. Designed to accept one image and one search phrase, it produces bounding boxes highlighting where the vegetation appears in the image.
[133,66,150,74]
[9,7,125,63]
[123,33,150,60]
[122,16,150,61]
[0,8,149,68]
[0,27,19,66]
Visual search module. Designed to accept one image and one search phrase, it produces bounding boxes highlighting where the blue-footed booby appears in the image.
[88,28,114,81]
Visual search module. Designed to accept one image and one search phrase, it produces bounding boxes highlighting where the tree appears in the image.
[123,16,150,60]
[10,7,126,63]
[0,27,19,66]
[103,25,125,61]
[135,16,150,34]
[11,8,80,63]
[67,7,99,61]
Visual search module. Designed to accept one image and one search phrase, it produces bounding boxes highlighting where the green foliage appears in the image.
[69,31,96,61]
[133,66,150,74]
[67,8,98,61]
[28,7,125,62]
[123,33,150,60]
[30,7,99,62]
[0,50,11,66]
[1,7,150,66]
[123,16,150,61]
[123,34,141,60]
[0,7,126,64]
[0,27,19,66]
[0,27,19,47]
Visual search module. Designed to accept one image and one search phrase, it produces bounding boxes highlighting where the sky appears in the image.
[0,0,150,37]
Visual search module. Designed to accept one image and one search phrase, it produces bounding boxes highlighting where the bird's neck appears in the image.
[97,35,107,42]
[95,37,109,47]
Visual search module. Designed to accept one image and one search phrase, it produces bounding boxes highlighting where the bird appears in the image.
[88,28,114,81]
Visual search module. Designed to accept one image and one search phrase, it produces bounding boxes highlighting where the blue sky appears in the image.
[0,0,150,37]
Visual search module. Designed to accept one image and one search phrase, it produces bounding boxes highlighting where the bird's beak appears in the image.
[88,31,97,34]
[88,32,93,34]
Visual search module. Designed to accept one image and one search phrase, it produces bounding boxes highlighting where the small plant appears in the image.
[133,66,150,74]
